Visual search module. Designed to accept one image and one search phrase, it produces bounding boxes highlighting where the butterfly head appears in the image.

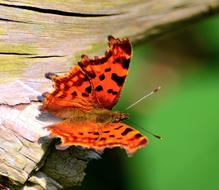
[114,112,129,122]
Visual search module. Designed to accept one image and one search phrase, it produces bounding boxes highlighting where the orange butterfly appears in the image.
[41,36,148,155]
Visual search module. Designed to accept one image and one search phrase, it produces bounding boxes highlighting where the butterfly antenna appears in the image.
[124,86,161,111]
[126,120,162,140]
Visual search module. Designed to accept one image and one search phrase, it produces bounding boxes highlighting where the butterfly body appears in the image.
[42,36,148,155]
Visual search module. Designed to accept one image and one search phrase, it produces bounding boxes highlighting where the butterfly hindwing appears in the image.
[79,36,132,109]
[47,120,147,155]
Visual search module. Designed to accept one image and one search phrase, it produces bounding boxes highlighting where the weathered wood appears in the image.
[1,0,219,103]
[0,102,100,189]
[0,104,49,183]
[1,0,219,189]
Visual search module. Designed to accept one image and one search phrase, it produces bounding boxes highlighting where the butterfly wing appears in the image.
[79,36,132,109]
[47,120,147,155]
[42,65,94,117]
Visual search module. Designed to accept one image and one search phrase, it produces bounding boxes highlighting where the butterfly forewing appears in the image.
[79,36,132,109]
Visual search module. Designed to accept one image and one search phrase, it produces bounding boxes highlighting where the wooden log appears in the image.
[0,0,219,189]
[0,103,100,189]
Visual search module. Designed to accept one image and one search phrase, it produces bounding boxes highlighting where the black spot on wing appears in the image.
[114,125,123,130]
[99,74,105,81]
[82,92,89,97]
[85,86,92,93]
[135,133,143,139]
[88,132,99,135]
[107,88,118,95]
[107,89,113,93]
[95,85,103,92]
[114,57,130,69]
[139,139,147,145]
[111,73,126,86]
[121,128,133,136]
[103,130,110,133]
[71,91,77,96]
[123,58,130,69]
[105,68,111,72]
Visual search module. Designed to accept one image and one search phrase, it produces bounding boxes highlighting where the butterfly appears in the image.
[41,36,148,155]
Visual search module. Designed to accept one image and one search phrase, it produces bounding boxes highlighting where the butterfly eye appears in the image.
[120,113,129,120]
[114,113,128,122]
[115,118,120,122]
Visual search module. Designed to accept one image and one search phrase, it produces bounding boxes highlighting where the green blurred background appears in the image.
[73,15,219,190]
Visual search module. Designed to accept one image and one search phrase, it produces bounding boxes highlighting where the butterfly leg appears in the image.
[93,125,103,145]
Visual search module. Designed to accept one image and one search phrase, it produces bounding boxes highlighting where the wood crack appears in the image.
[0,52,64,59]
[28,55,65,59]
[0,17,30,24]
[19,151,36,164]
[0,3,120,17]
[0,52,34,56]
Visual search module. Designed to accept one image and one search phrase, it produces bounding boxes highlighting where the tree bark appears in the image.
[0,0,219,189]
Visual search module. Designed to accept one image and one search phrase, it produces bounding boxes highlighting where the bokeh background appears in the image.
[73,14,219,190]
